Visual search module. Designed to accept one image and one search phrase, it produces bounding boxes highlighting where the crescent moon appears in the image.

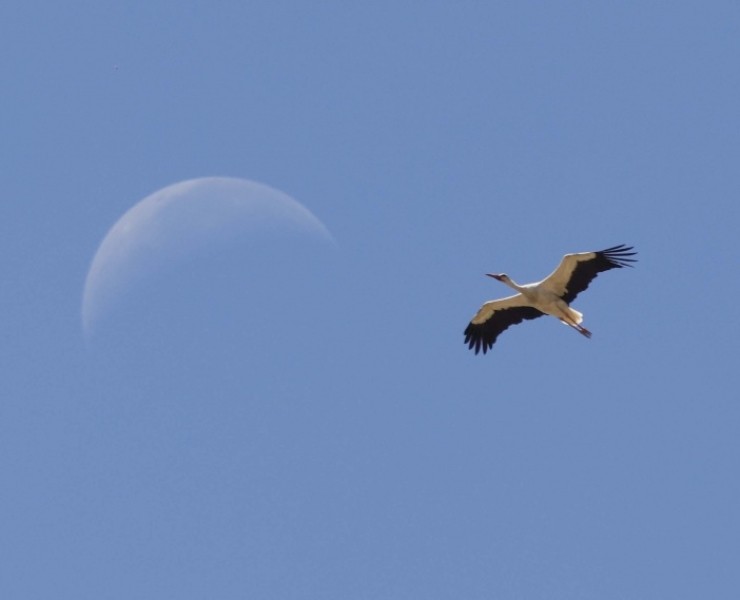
[82,177,334,338]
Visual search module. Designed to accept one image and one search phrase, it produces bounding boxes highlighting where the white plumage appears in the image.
[464,244,637,354]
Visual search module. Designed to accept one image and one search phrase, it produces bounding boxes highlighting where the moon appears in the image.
[82,177,335,339]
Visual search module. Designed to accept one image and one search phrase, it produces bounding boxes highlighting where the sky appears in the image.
[2,1,740,598]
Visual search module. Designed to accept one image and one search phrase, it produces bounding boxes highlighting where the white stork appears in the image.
[464,244,637,354]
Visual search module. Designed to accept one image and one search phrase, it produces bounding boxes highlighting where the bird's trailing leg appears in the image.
[559,317,592,339]
[556,305,592,339]
[576,325,592,339]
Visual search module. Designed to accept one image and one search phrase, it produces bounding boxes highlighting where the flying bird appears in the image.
[464,244,637,354]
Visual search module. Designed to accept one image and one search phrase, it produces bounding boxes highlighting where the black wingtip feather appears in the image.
[598,244,638,269]
[464,323,486,355]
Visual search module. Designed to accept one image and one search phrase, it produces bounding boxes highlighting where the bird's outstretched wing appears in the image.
[540,244,637,304]
[464,295,544,355]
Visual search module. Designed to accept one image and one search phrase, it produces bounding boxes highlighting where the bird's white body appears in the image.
[472,279,585,334]
[518,285,584,325]
[464,245,637,354]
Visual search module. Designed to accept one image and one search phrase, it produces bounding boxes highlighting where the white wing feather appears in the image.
[537,252,597,297]
[470,294,532,324]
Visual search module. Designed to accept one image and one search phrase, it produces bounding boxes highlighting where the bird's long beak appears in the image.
[486,273,503,281]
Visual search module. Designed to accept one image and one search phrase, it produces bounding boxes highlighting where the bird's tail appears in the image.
[567,307,584,324]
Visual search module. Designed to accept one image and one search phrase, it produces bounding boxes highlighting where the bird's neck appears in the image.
[503,278,525,293]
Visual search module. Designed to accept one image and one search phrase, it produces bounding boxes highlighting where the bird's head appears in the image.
[486,273,509,283]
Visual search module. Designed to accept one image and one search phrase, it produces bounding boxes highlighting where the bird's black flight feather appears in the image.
[560,244,636,304]
[464,306,543,355]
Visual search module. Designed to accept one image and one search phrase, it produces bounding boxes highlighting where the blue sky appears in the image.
[3,2,739,598]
